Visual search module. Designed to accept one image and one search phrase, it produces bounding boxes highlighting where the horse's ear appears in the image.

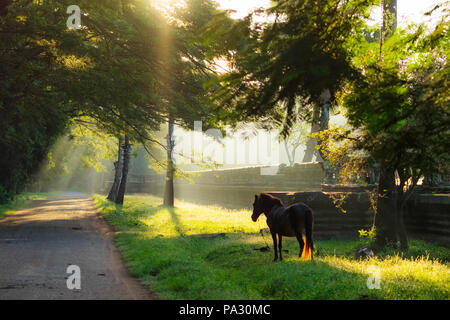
[254,194,259,201]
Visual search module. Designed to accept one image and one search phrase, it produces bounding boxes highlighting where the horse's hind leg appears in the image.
[296,233,304,258]
[271,232,278,261]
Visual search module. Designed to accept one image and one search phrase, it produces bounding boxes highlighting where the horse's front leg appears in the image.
[278,235,283,261]
[271,232,278,261]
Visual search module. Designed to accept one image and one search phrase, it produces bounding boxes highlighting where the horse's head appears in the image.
[252,193,283,222]
[251,194,263,222]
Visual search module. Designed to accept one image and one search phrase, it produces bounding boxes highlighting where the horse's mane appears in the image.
[259,193,283,206]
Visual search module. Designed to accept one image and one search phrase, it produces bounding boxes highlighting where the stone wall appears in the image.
[404,194,450,246]
[269,191,374,240]
[272,191,450,246]
[129,162,325,209]
[183,163,325,188]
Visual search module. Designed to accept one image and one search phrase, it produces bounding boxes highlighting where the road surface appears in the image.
[0,192,154,300]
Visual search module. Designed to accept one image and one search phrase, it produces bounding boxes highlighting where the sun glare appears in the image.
[155,0,446,26]
[216,0,271,19]
[151,0,271,18]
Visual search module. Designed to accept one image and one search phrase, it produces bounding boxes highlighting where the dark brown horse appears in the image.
[252,193,314,261]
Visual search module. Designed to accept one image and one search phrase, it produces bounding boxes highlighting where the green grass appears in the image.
[0,192,58,219]
[93,194,450,300]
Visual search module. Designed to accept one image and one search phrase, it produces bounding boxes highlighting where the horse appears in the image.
[251,193,314,261]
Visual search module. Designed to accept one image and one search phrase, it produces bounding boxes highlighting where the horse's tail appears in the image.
[302,209,314,260]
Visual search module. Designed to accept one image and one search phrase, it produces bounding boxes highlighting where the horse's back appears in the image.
[288,202,313,214]
[271,203,311,236]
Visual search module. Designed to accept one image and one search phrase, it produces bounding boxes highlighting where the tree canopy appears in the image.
[0,0,226,202]
[210,0,377,134]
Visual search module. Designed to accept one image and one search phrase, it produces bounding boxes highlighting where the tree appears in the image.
[153,0,229,207]
[80,0,226,206]
[0,0,172,203]
[207,0,377,187]
[115,135,131,205]
[1,1,79,201]
[163,120,175,206]
[373,0,402,248]
[338,6,449,249]
[107,136,123,202]
[212,0,375,130]
[282,122,310,166]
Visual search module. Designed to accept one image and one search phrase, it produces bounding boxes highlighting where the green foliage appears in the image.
[343,17,450,180]
[358,226,377,248]
[1,0,227,202]
[210,0,377,135]
[70,120,117,172]
[0,1,75,202]
[0,1,136,200]
[32,122,118,192]
[358,226,376,239]
[328,192,351,214]
[313,126,372,184]
[314,12,449,190]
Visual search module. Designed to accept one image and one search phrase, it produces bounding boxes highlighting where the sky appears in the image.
[216,0,271,19]
[216,0,447,26]
[373,0,446,27]
[397,0,444,24]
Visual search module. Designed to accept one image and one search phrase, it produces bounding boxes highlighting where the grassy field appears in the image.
[93,194,450,300]
[0,192,58,219]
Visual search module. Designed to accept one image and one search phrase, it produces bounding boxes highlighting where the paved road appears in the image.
[0,192,154,299]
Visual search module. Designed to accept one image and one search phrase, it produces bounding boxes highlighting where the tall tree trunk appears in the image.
[318,89,331,134]
[107,136,123,202]
[317,89,334,184]
[163,119,175,207]
[375,166,398,248]
[302,104,322,162]
[382,0,397,39]
[115,135,130,205]
[284,141,294,166]
[397,205,408,249]
[302,89,331,163]
[375,0,402,249]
